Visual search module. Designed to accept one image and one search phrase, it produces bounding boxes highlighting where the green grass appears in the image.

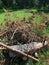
[0,8,49,65]
[0,9,32,23]
[0,8,37,23]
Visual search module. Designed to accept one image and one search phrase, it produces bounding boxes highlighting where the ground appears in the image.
[0,8,49,65]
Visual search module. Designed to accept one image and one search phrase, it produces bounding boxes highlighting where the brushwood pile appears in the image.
[0,9,49,46]
[0,18,48,45]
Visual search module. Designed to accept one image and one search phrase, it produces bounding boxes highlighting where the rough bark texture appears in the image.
[0,41,48,60]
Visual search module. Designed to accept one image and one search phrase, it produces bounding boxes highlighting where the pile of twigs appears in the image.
[0,19,47,45]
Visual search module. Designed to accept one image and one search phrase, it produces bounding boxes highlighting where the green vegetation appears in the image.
[0,8,37,23]
[0,9,31,23]
[0,0,49,9]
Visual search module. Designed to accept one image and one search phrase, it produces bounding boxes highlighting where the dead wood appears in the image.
[0,41,48,62]
[0,42,39,62]
[0,41,48,51]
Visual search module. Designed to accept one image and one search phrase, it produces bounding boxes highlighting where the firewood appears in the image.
[0,41,48,52]
[0,41,48,61]
[0,42,39,62]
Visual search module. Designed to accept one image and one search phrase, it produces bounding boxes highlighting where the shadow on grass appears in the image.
[3,54,37,65]
[4,57,28,65]
[10,57,37,65]
[0,7,49,14]
[37,9,49,13]
[0,9,4,13]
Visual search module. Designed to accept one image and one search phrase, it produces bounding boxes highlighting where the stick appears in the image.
[0,42,39,62]
[11,28,19,40]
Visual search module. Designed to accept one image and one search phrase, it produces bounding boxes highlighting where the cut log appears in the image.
[0,41,48,52]
[0,42,39,62]
[0,41,48,61]
[10,41,48,52]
